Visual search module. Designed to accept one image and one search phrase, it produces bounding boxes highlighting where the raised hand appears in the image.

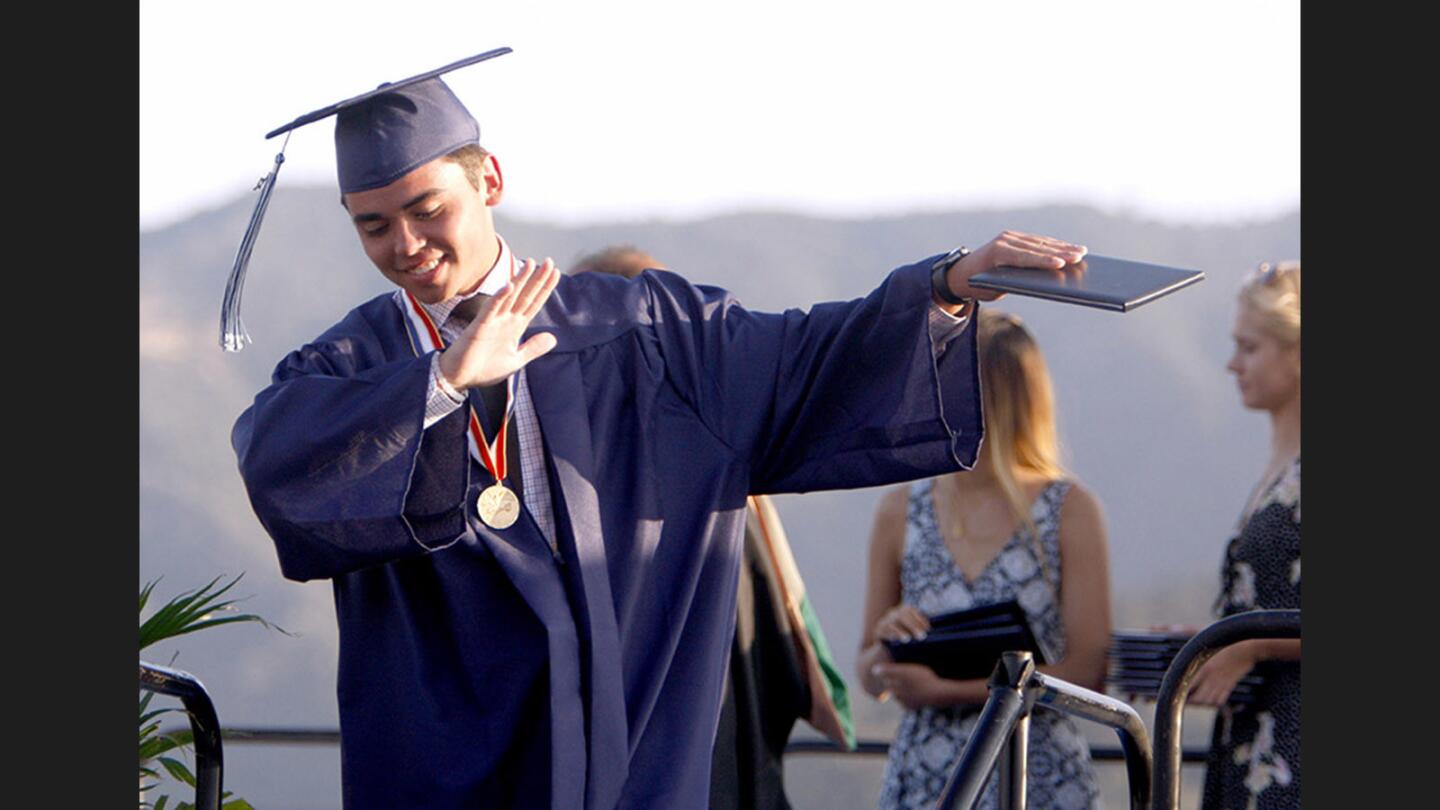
[944,230,1088,302]
[438,258,561,390]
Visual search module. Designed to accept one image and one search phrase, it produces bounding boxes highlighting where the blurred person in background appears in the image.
[569,245,660,279]
[857,309,1112,810]
[572,245,855,810]
[1190,261,1301,810]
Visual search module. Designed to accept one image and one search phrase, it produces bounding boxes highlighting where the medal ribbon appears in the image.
[399,255,518,484]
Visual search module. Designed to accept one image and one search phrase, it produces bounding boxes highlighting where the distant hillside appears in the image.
[140,186,1298,809]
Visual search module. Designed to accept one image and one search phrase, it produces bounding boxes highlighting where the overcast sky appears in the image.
[140,0,1299,231]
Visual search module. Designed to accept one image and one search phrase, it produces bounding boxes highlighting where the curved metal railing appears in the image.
[141,661,224,810]
[933,651,1152,810]
[151,612,1291,810]
[1150,609,1300,810]
[932,609,1300,810]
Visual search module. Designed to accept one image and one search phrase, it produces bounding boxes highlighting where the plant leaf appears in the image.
[158,756,196,787]
[153,796,168,810]
[140,575,233,646]
[140,574,290,650]
[141,705,179,728]
[158,613,278,641]
[140,575,235,649]
[140,729,191,760]
[221,799,257,810]
[140,577,160,614]
[139,737,168,760]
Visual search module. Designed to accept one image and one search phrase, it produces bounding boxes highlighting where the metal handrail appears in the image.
[141,661,224,810]
[1150,609,1300,810]
[935,651,1152,810]
[170,727,1212,762]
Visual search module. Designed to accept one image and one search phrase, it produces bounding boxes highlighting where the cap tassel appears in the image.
[220,142,287,352]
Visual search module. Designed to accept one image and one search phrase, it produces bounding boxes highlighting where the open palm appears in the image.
[438,258,561,390]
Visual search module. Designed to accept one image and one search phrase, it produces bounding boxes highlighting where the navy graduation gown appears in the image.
[232,255,984,809]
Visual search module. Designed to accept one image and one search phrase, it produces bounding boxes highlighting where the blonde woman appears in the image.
[859,310,1112,810]
[1192,261,1301,810]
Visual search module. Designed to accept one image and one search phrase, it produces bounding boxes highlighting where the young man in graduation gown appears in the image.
[231,66,1087,810]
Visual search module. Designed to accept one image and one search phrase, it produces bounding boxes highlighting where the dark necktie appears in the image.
[453,295,525,505]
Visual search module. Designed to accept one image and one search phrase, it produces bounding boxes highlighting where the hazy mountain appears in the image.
[140,186,1298,808]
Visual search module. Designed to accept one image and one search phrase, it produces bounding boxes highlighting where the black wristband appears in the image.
[930,246,972,306]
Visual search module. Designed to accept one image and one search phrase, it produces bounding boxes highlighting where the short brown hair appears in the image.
[442,143,492,192]
[571,246,664,279]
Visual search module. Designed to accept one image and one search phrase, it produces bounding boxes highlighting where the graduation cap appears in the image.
[220,47,512,352]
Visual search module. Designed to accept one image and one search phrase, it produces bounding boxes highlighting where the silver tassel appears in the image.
[220,151,285,352]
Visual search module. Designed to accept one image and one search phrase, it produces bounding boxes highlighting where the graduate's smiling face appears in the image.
[343,154,504,304]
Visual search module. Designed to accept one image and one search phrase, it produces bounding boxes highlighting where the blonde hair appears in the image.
[1238,260,1301,346]
[975,309,1066,584]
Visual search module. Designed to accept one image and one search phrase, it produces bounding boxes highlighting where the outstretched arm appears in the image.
[643,230,1085,495]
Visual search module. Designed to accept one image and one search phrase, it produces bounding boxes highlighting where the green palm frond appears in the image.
[139,574,288,651]
[140,578,158,614]
[158,757,196,787]
[139,730,191,761]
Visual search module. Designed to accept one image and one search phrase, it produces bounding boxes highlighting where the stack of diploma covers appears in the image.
[1107,631,1261,706]
[882,601,1046,680]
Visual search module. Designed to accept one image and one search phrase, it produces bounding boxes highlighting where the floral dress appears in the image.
[1202,457,1301,810]
[877,479,1100,810]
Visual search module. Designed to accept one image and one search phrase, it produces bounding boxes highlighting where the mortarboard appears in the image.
[220,47,512,352]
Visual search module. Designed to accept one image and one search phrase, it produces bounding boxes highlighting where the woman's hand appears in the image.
[870,662,947,711]
[1188,641,1257,707]
[873,604,931,643]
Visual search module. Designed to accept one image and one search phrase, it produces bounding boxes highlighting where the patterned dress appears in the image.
[877,479,1100,810]
[1202,457,1301,810]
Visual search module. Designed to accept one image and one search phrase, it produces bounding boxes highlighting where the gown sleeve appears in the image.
[639,254,984,494]
[231,307,473,582]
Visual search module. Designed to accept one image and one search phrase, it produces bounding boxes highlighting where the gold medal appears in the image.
[477,483,521,530]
